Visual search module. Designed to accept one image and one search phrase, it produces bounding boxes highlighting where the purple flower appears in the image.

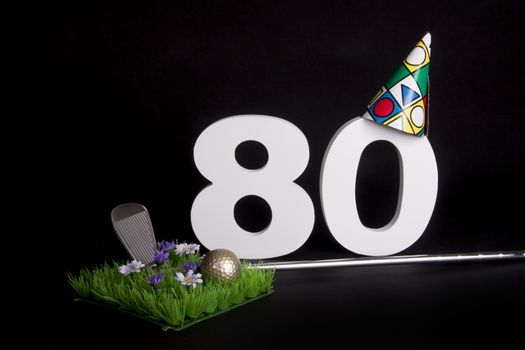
[118,260,145,275]
[146,273,164,286]
[159,240,175,251]
[153,250,169,264]
[183,262,199,272]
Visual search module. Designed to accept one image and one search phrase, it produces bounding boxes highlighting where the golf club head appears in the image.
[111,203,157,265]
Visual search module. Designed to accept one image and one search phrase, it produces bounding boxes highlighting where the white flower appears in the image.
[175,270,203,288]
[175,243,200,255]
[118,259,145,275]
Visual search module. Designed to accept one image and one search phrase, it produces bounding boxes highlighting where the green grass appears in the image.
[67,253,274,329]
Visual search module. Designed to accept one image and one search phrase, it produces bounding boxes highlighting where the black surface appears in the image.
[54,260,524,348]
[20,0,524,347]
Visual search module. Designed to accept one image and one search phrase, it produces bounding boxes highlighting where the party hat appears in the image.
[361,33,431,136]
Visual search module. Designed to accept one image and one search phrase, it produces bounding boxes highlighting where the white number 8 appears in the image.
[191,115,315,259]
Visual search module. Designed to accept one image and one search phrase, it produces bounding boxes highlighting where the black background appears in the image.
[22,0,524,348]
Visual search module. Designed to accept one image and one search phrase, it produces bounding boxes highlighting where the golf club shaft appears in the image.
[253,250,525,270]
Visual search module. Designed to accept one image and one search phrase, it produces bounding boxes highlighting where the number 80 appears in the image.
[191,115,438,259]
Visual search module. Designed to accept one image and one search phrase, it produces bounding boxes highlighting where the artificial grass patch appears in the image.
[68,245,275,330]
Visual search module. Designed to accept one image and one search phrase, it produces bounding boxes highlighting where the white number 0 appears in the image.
[320,118,438,256]
[192,115,438,259]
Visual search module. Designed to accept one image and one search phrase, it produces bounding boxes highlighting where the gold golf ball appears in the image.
[200,249,241,282]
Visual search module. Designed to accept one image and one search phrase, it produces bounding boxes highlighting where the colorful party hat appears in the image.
[361,33,431,136]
